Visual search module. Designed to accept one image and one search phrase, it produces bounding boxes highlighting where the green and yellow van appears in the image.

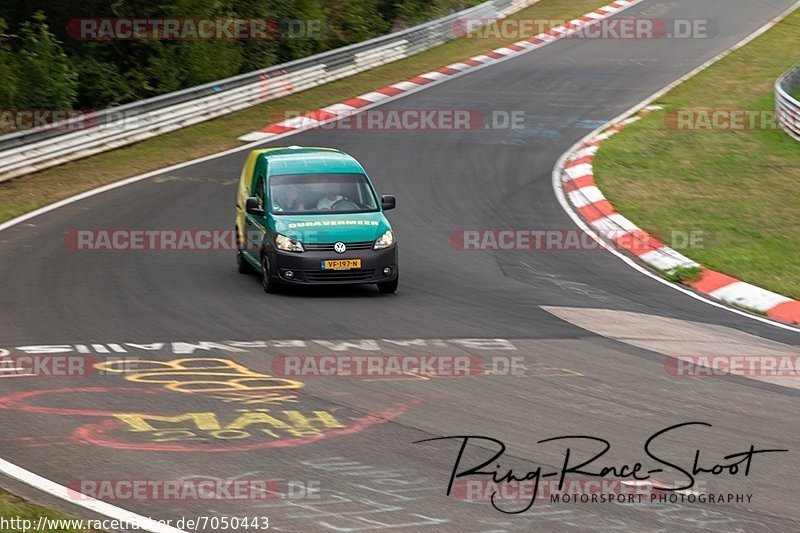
[235,146,398,293]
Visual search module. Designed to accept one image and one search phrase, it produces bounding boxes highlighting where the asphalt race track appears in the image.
[1,0,799,531]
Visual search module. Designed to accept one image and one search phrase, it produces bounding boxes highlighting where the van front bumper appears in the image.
[269,246,398,285]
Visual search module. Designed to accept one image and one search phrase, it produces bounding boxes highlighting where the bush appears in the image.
[14,12,78,109]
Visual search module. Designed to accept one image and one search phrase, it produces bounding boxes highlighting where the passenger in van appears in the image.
[274,185,307,212]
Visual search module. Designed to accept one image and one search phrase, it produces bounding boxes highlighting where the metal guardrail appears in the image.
[0,0,539,182]
[776,62,800,141]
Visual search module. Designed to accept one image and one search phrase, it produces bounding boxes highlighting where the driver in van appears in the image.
[316,182,344,210]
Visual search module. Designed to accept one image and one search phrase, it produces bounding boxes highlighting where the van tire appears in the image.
[261,255,280,294]
[377,274,398,294]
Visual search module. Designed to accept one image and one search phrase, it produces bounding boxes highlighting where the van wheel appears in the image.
[261,255,280,294]
[377,274,398,294]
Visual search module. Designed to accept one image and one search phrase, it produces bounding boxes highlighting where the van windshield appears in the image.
[269,173,380,215]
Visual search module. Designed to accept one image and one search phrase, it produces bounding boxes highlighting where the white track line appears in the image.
[0,458,186,532]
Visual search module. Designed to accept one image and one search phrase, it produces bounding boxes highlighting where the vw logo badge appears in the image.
[334,241,347,254]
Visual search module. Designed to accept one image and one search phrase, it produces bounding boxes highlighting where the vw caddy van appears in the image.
[235,146,398,293]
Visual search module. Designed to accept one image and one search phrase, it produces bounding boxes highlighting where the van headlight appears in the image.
[275,234,305,252]
[373,230,395,250]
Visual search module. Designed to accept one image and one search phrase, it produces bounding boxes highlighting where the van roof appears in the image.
[256,147,365,176]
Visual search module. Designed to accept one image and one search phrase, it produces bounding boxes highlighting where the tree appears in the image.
[330,0,389,46]
[0,18,19,107]
[141,0,245,93]
[272,0,328,61]
[74,51,134,107]
[146,40,244,93]
[232,0,280,72]
[16,11,78,109]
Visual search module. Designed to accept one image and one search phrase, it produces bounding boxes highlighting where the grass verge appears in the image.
[663,266,703,284]
[0,489,98,532]
[0,0,609,223]
[593,8,800,300]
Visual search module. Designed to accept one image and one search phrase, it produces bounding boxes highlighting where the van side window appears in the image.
[253,174,265,207]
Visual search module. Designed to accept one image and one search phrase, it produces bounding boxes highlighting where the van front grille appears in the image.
[305,269,375,282]
[304,241,374,252]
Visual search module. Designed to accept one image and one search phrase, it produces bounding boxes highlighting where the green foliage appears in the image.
[15,12,79,109]
[664,266,703,283]
[0,0,485,112]
[0,18,19,106]
[74,52,134,106]
[328,0,391,47]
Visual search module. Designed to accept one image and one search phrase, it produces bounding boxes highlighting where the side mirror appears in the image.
[380,195,396,210]
[246,196,265,216]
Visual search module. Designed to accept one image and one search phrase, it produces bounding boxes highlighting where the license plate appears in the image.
[322,259,362,270]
